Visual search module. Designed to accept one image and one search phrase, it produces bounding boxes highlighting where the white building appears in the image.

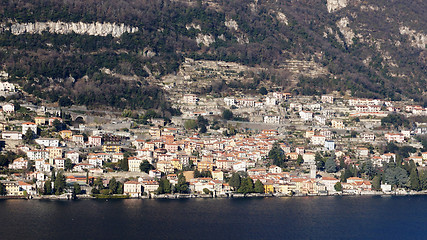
[35,138,59,147]
[2,131,22,140]
[2,103,14,113]
[22,122,37,135]
[263,115,281,124]
[299,111,313,121]
[65,151,80,164]
[124,181,143,198]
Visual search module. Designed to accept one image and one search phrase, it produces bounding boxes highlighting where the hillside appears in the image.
[0,0,426,110]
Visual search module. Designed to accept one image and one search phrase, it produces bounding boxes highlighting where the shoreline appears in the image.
[3,190,427,201]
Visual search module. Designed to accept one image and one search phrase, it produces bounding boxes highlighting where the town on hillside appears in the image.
[0,81,427,199]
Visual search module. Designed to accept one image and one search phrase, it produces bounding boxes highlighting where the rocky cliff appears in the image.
[1,21,138,37]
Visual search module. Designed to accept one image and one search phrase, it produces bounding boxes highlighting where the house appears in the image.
[357,147,369,158]
[324,140,335,150]
[65,151,80,164]
[8,158,28,170]
[22,122,37,135]
[72,135,84,145]
[361,133,375,142]
[124,181,143,198]
[60,130,72,140]
[141,180,159,194]
[47,147,63,161]
[319,177,339,192]
[311,135,326,145]
[112,153,124,163]
[183,94,198,105]
[34,117,46,125]
[54,158,66,169]
[321,95,334,104]
[149,169,162,179]
[331,119,344,129]
[269,165,282,174]
[157,161,174,174]
[385,133,405,143]
[264,115,281,124]
[2,131,22,140]
[128,157,142,172]
[27,150,49,161]
[35,138,59,147]
[88,136,102,146]
[88,158,103,168]
[102,145,121,153]
[299,111,313,121]
[212,170,224,181]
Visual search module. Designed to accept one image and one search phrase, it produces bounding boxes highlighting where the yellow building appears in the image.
[34,117,46,125]
[4,182,24,196]
[47,147,63,161]
[171,159,182,171]
[102,145,121,153]
[197,161,214,172]
[264,182,275,194]
[60,130,72,139]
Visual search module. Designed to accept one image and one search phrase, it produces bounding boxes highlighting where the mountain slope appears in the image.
[0,0,426,108]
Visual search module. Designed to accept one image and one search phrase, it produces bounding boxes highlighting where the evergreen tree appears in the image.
[54,171,66,195]
[238,177,254,194]
[157,178,171,194]
[109,177,118,194]
[229,172,241,191]
[254,179,264,193]
[297,154,304,165]
[315,152,325,170]
[0,182,6,195]
[334,182,343,191]
[120,158,129,171]
[140,160,154,173]
[372,175,381,191]
[175,173,188,193]
[325,157,337,173]
[409,169,420,191]
[268,142,285,167]
[44,180,52,195]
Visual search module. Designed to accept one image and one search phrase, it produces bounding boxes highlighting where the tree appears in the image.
[254,179,264,193]
[268,142,285,167]
[372,175,381,191]
[362,160,376,179]
[44,180,52,195]
[64,159,73,171]
[409,169,420,191]
[229,172,241,191]
[109,177,118,193]
[222,109,234,120]
[157,178,171,194]
[120,158,129,171]
[184,120,197,130]
[72,183,81,199]
[0,182,6,195]
[23,129,34,144]
[384,167,408,188]
[325,156,337,173]
[140,160,154,173]
[334,182,343,191]
[54,171,66,195]
[297,154,304,165]
[238,177,254,194]
[315,152,324,170]
[203,188,211,195]
[258,86,268,95]
[340,168,353,182]
[94,177,104,191]
[175,173,188,193]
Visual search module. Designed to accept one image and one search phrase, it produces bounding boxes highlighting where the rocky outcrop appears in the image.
[399,26,427,49]
[2,21,138,37]
[326,0,348,13]
[336,17,355,46]
[196,34,215,46]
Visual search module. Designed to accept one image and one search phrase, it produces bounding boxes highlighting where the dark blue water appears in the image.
[0,196,426,240]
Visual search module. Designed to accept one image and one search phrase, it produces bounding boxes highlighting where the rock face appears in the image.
[336,17,355,46]
[2,21,138,37]
[196,34,215,46]
[326,0,348,13]
[399,26,427,49]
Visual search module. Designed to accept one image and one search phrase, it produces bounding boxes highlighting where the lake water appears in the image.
[0,196,426,240]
